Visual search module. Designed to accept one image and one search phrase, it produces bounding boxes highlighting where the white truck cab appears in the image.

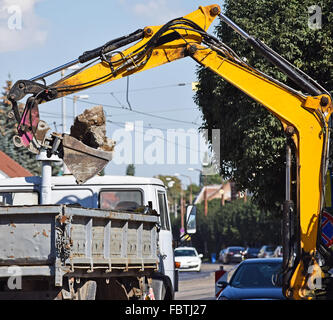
[0,174,177,299]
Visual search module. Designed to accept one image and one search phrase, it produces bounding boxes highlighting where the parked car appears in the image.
[273,246,283,258]
[241,247,260,260]
[258,245,275,258]
[217,258,285,300]
[174,247,203,272]
[220,246,245,264]
[218,249,226,263]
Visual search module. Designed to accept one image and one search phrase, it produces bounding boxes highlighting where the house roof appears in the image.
[194,184,223,204]
[194,181,236,204]
[0,151,33,178]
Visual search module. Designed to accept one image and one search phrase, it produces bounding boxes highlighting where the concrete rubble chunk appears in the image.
[69,105,116,152]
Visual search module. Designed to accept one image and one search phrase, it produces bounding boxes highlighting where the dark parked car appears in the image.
[220,246,244,264]
[217,258,285,300]
[241,247,260,260]
[257,245,275,258]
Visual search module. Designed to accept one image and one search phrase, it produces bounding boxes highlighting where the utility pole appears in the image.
[180,189,185,237]
[204,187,208,217]
[73,95,89,121]
[61,70,66,133]
[60,64,80,175]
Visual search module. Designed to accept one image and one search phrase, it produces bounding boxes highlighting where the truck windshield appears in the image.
[100,190,143,212]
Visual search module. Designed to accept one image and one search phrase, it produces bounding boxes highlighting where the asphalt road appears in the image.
[175,263,236,300]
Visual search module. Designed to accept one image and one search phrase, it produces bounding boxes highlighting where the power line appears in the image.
[37,113,207,155]
[108,120,207,156]
[86,82,192,95]
[65,97,200,126]
[109,106,197,117]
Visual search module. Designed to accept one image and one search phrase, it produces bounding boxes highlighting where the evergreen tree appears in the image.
[194,0,333,213]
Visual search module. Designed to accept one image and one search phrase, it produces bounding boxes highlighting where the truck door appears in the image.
[156,188,175,290]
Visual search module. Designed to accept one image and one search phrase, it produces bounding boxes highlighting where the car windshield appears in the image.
[265,246,275,252]
[229,247,243,253]
[230,261,282,288]
[175,249,196,257]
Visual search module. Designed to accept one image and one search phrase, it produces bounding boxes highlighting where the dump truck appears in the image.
[0,154,190,299]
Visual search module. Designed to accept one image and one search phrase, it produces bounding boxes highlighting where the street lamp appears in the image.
[73,95,89,120]
[60,64,80,175]
[60,64,80,133]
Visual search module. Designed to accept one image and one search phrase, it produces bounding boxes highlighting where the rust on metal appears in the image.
[57,215,69,224]
[34,120,50,145]
[210,6,220,16]
[62,134,114,184]
[144,27,153,37]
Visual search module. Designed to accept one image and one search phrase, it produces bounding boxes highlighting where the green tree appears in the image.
[194,0,333,213]
[191,198,280,258]
[202,173,222,186]
[126,164,135,176]
[0,78,41,175]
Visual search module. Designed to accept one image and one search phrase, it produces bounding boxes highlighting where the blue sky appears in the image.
[0,0,223,186]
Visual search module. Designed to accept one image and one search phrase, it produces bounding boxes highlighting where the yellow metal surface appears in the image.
[190,45,332,299]
[50,4,220,97]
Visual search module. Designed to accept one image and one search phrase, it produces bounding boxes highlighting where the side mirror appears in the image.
[185,204,197,234]
[198,254,203,258]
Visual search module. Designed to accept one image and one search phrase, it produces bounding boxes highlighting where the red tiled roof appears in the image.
[0,151,33,177]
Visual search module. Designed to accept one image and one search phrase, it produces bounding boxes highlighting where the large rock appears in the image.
[69,105,116,152]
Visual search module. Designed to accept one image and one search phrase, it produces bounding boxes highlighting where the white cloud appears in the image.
[121,0,183,24]
[0,0,47,53]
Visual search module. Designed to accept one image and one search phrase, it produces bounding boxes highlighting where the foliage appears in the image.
[188,198,281,257]
[202,173,222,186]
[194,0,333,213]
[126,163,135,176]
[156,175,182,200]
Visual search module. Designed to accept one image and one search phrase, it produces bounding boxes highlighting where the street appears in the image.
[175,263,236,300]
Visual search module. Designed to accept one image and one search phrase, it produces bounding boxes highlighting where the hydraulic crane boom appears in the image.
[7,4,333,299]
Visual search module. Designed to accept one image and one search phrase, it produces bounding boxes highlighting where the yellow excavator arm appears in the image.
[8,4,333,299]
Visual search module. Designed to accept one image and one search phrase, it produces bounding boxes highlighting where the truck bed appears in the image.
[0,205,159,286]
